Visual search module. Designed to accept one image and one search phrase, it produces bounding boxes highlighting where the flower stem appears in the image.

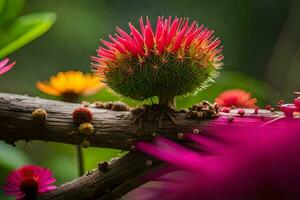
[62,94,85,177]
[76,145,84,176]
[62,93,80,103]
[158,96,176,108]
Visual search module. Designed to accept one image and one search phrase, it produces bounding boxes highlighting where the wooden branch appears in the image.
[0,92,283,200]
[0,92,134,150]
[0,92,280,150]
[37,151,159,200]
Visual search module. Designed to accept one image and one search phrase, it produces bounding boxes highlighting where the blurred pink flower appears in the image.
[0,58,15,76]
[126,118,300,200]
[215,89,257,108]
[3,165,56,200]
[279,95,300,119]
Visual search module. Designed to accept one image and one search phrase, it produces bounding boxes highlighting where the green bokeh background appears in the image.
[0,0,294,199]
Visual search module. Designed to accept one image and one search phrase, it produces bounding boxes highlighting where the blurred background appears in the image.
[0,0,299,199]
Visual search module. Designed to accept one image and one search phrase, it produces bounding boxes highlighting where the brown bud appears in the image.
[228,116,234,122]
[145,160,153,167]
[94,101,106,109]
[80,140,90,148]
[111,101,130,111]
[98,161,109,172]
[193,129,199,134]
[79,122,94,136]
[177,132,184,139]
[32,108,47,122]
[105,102,113,110]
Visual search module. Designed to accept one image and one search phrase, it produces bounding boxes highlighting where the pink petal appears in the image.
[0,58,10,68]
[129,23,144,47]
[279,104,298,119]
[0,60,15,75]
[294,98,300,109]
[166,17,179,46]
[155,16,163,42]
[144,17,155,49]
[171,20,189,52]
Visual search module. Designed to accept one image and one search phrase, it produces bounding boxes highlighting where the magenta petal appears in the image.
[294,98,300,110]
[186,134,226,154]
[0,58,15,76]
[0,58,10,68]
[279,104,298,119]
[133,119,300,200]
[38,185,57,193]
[137,137,216,171]
[4,165,56,198]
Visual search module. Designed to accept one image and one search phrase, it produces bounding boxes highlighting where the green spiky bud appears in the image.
[92,16,223,107]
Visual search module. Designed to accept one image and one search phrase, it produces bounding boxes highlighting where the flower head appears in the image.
[294,97,300,109]
[215,89,257,108]
[92,16,223,106]
[3,165,56,200]
[0,58,15,76]
[37,71,103,102]
[278,96,300,119]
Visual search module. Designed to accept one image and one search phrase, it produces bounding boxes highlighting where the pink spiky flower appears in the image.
[92,16,223,106]
[3,165,56,199]
[0,58,15,76]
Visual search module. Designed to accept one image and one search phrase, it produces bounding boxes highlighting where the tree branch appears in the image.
[37,151,160,200]
[1,92,278,150]
[0,92,282,200]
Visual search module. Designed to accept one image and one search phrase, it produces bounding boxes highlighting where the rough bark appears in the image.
[37,151,159,200]
[1,92,263,150]
[0,92,282,200]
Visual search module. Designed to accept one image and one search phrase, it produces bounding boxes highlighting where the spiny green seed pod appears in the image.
[79,122,94,136]
[92,16,223,107]
[80,140,90,148]
[32,108,47,122]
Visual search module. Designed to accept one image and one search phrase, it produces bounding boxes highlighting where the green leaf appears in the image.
[0,142,31,169]
[0,0,24,27]
[0,12,56,58]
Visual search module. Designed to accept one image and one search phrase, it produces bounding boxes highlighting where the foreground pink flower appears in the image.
[124,118,300,200]
[3,165,56,199]
[0,58,15,76]
[278,93,300,119]
[92,16,223,106]
[215,89,257,108]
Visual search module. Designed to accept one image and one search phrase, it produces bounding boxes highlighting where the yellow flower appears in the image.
[37,71,103,102]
